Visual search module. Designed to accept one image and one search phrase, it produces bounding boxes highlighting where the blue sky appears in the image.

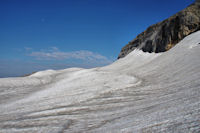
[0,0,194,77]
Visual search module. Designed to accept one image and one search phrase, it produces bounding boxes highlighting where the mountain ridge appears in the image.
[118,1,200,59]
[1,31,200,132]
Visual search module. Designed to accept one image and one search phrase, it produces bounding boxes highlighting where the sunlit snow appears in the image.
[0,31,200,132]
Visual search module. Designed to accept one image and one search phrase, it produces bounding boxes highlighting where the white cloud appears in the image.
[24,47,32,51]
[28,47,114,65]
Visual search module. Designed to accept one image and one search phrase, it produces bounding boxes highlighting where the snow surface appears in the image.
[0,31,200,133]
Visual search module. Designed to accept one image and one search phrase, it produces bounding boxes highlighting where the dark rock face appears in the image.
[196,0,200,3]
[118,1,200,59]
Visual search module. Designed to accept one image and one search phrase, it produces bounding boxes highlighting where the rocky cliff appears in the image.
[118,0,200,59]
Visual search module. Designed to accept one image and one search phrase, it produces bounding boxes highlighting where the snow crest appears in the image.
[0,31,200,132]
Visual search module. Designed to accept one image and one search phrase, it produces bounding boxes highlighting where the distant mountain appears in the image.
[118,0,200,59]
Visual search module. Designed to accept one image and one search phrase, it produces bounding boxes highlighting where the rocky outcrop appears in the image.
[118,1,200,59]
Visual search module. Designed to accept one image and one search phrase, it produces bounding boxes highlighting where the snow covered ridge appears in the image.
[0,31,200,132]
[118,1,200,59]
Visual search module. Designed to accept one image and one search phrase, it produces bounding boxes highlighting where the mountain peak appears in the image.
[118,1,200,59]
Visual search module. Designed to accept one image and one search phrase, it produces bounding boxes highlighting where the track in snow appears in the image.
[0,31,200,132]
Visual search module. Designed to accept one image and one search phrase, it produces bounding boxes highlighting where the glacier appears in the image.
[0,31,200,132]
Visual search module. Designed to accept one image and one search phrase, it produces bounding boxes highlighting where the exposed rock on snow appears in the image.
[118,1,200,59]
[0,31,200,132]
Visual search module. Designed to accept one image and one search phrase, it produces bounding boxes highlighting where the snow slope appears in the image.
[0,31,200,133]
